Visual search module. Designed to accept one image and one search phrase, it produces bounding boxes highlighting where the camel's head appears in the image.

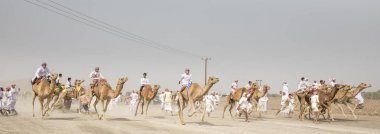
[251,82,260,90]
[50,73,58,81]
[358,83,372,88]
[263,84,271,91]
[207,76,219,85]
[118,77,128,85]
[153,84,161,92]
[75,80,85,86]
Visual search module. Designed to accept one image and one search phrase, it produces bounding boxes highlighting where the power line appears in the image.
[23,0,203,59]
[46,0,201,59]
[35,0,184,56]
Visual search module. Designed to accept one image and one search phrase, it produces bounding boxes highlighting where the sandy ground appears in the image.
[1,98,380,134]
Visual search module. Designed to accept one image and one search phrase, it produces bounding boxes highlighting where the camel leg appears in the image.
[32,94,37,117]
[50,95,58,109]
[141,100,145,115]
[200,101,206,122]
[229,102,236,120]
[134,98,141,116]
[102,99,111,120]
[329,106,335,121]
[43,95,54,116]
[178,93,186,125]
[188,96,196,117]
[345,103,357,119]
[38,98,44,117]
[93,98,100,119]
[336,104,347,118]
[222,99,231,119]
[144,100,150,117]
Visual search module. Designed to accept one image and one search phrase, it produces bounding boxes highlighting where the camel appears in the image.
[92,77,128,120]
[320,84,353,121]
[316,84,342,122]
[297,84,351,121]
[134,84,161,116]
[32,73,58,117]
[222,87,248,119]
[51,80,85,112]
[177,76,219,125]
[247,84,270,119]
[334,83,372,119]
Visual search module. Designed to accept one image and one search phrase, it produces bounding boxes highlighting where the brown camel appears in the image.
[134,84,161,116]
[92,77,128,120]
[334,83,371,119]
[320,84,353,121]
[247,84,270,119]
[316,84,342,122]
[32,73,58,117]
[222,87,248,119]
[178,76,219,125]
[297,84,351,121]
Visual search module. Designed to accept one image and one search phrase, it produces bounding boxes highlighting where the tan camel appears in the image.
[134,84,161,116]
[51,80,85,112]
[334,83,371,119]
[222,87,247,119]
[248,84,270,119]
[178,76,219,125]
[32,73,58,117]
[92,77,128,120]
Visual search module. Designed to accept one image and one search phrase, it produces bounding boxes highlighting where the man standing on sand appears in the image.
[355,91,365,109]
[214,92,220,106]
[238,93,249,122]
[163,89,173,115]
[8,84,18,114]
[204,92,217,117]
[159,92,165,110]
[129,90,139,112]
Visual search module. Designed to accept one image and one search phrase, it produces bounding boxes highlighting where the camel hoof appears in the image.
[188,112,195,117]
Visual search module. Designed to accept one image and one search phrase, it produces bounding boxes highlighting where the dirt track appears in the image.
[1,98,379,134]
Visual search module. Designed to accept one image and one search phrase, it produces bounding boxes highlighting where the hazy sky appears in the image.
[1,0,379,94]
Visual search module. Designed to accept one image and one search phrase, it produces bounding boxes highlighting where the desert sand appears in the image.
[0,97,379,134]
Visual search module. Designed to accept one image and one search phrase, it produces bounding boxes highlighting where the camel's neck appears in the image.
[328,87,339,100]
[50,79,56,92]
[260,88,269,97]
[350,87,366,98]
[150,89,159,99]
[113,83,124,98]
[199,83,214,97]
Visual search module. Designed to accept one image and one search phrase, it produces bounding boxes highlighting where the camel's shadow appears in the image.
[151,116,165,119]
[321,118,367,122]
[186,121,232,127]
[106,118,133,121]
[46,117,76,121]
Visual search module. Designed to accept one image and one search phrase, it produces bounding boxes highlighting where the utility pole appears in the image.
[202,57,211,85]
[256,80,262,87]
